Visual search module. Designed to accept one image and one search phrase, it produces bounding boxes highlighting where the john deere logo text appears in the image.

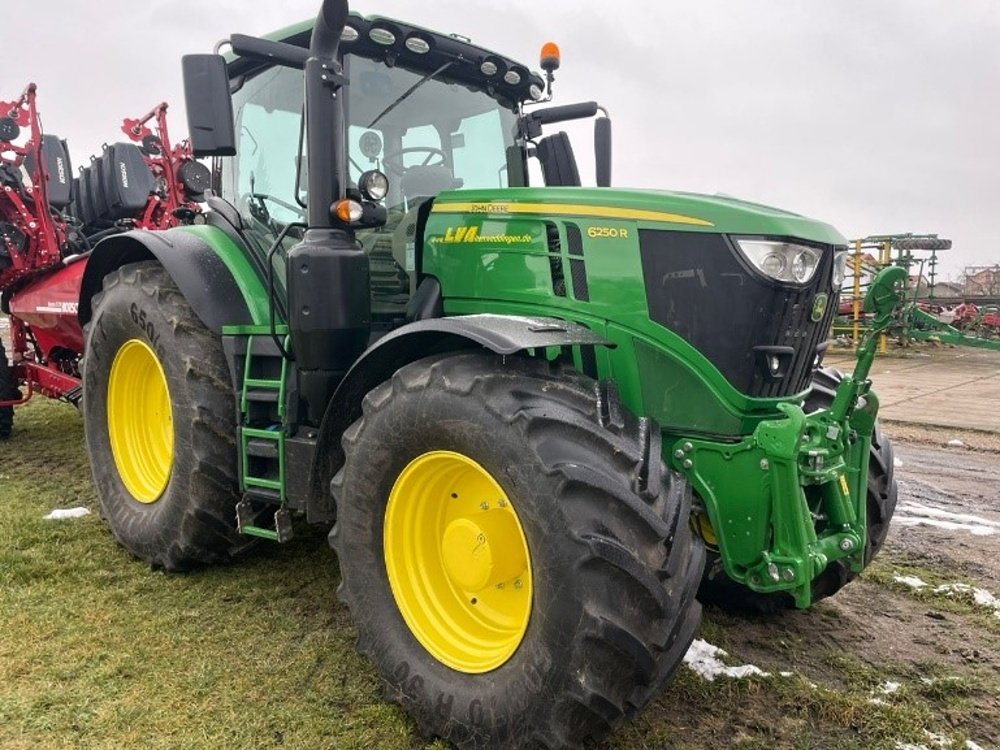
[441,226,532,245]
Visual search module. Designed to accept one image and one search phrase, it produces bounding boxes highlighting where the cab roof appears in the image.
[226,11,545,110]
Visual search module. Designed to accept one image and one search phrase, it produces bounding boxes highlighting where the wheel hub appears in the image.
[441,512,527,592]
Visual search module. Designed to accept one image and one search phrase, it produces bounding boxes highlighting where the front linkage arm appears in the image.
[751,266,907,606]
[676,267,908,608]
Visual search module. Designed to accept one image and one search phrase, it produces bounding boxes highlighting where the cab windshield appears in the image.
[221,55,519,321]
[222,56,518,242]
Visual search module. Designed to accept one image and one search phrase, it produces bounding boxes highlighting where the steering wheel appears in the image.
[382,146,447,177]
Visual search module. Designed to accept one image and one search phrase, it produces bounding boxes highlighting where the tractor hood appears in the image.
[432,187,848,247]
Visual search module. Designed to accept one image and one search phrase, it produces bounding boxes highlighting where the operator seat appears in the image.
[399,165,462,205]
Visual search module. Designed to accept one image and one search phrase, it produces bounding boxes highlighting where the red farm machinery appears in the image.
[0,84,210,436]
[834,234,1000,352]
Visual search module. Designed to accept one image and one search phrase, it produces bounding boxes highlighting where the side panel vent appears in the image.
[566,224,590,302]
[545,221,567,297]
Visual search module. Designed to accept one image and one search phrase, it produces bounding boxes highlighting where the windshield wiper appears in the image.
[368,61,454,129]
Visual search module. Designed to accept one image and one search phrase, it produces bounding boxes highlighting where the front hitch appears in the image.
[677,266,909,608]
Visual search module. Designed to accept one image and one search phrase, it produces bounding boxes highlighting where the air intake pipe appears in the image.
[287,0,371,421]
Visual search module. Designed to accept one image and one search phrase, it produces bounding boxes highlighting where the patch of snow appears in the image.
[893,574,1000,618]
[895,501,999,537]
[43,507,91,520]
[778,671,794,677]
[869,680,902,704]
[880,681,902,694]
[947,439,965,447]
[966,741,984,750]
[894,574,928,589]
[894,743,929,750]
[924,730,949,748]
[894,457,904,467]
[935,584,1000,619]
[683,639,769,681]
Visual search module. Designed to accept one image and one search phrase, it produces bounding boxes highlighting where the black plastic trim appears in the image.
[640,229,839,398]
[78,229,253,332]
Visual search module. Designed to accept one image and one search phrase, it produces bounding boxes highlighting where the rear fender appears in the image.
[78,226,269,331]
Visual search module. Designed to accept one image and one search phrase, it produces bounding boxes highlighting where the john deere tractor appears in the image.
[75,1,901,746]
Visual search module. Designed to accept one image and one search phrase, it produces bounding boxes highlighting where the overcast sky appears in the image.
[5,0,997,278]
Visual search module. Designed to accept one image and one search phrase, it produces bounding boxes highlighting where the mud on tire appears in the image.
[330,352,705,749]
[699,366,899,614]
[83,261,250,570]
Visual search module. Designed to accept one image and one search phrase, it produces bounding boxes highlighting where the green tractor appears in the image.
[77,1,903,746]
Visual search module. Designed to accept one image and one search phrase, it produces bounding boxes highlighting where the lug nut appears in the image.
[674,449,685,459]
[682,442,694,453]
[782,568,796,582]
[682,459,693,470]
[839,538,854,552]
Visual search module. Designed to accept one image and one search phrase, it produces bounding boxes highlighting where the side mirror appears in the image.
[182,54,236,157]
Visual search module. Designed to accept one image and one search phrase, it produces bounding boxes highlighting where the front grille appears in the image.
[640,230,838,398]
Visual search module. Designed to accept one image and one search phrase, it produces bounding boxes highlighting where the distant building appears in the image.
[931,281,964,299]
[963,266,1000,297]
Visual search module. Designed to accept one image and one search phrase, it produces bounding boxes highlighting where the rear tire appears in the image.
[331,352,704,749]
[698,367,898,614]
[82,261,250,570]
[0,338,19,440]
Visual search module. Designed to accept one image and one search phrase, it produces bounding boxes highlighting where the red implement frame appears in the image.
[1,85,202,408]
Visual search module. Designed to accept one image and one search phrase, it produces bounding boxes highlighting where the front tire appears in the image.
[331,352,704,749]
[699,367,898,614]
[82,261,249,570]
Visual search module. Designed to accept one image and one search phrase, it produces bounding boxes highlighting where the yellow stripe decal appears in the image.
[432,201,714,227]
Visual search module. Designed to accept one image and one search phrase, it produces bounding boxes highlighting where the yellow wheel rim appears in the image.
[384,451,533,673]
[107,339,174,503]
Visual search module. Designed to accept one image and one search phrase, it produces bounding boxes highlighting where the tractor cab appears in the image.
[210,13,607,327]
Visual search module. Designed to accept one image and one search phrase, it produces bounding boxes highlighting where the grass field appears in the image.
[2,399,996,749]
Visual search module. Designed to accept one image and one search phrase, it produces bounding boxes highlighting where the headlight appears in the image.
[359,170,389,202]
[736,239,823,284]
[832,250,849,288]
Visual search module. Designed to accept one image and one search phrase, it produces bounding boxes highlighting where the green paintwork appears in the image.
[432,187,848,243]
[176,225,274,326]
